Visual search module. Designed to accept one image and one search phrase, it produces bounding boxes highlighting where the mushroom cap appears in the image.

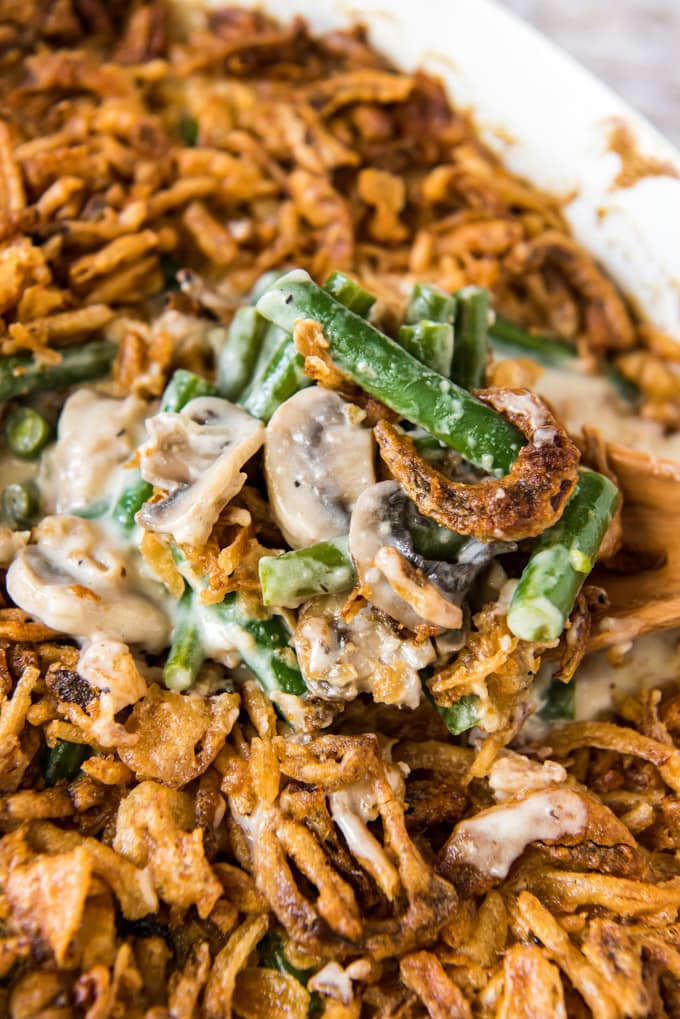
[264,387,375,549]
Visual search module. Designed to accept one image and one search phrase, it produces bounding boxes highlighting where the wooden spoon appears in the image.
[588,443,680,651]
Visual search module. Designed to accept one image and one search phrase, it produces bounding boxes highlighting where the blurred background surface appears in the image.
[501,0,680,148]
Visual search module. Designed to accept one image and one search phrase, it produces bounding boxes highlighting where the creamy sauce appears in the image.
[328,762,405,899]
[488,752,567,801]
[295,594,434,708]
[308,962,353,1004]
[6,514,172,651]
[574,628,680,720]
[78,638,148,747]
[536,363,680,460]
[40,388,150,514]
[448,788,588,879]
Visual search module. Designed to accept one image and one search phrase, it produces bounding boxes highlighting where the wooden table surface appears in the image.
[501,0,680,149]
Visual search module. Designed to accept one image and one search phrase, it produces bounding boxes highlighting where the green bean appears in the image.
[160,369,218,413]
[217,307,266,401]
[73,500,109,519]
[258,929,322,1017]
[205,593,307,697]
[256,270,524,474]
[421,671,480,735]
[163,590,204,692]
[240,333,312,423]
[240,271,378,423]
[323,271,376,317]
[43,740,90,785]
[250,269,290,304]
[2,480,40,529]
[173,543,308,698]
[489,314,641,406]
[399,321,454,376]
[112,475,153,533]
[4,405,52,459]
[606,365,642,408]
[451,286,489,390]
[539,677,576,721]
[507,469,619,642]
[489,315,576,368]
[0,340,116,402]
[259,537,356,608]
[405,282,456,325]
[179,113,198,146]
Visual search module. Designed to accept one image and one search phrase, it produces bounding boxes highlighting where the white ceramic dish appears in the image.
[191,0,680,342]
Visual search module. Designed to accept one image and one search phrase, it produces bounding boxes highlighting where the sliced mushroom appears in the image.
[6,516,170,651]
[40,388,149,514]
[294,594,434,709]
[349,481,510,632]
[264,387,375,549]
[138,396,264,547]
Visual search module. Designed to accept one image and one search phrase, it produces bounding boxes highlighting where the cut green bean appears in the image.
[323,271,376,318]
[163,590,204,692]
[43,740,90,785]
[539,677,576,722]
[451,286,489,390]
[240,271,378,423]
[112,475,153,533]
[206,593,307,697]
[405,282,456,325]
[0,340,116,402]
[256,270,524,474]
[489,315,576,368]
[508,469,619,642]
[250,269,289,305]
[421,671,480,735]
[606,365,642,408]
[4,405,52,459]
[258,929,321,1017]
[399,321,454,376]
[259,537,356,608]
[73,500,109,519]
[240,333,312,423]
[217,307,266,401]
[173,546,308,703]
[179,113,198,146]
[160,369,218,413]
[2,480,40,528]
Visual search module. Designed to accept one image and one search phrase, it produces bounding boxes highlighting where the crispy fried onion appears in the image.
[375,388,580,541]
[113,781,222,919]
[223,733,457,959]
[118,685,240,788]
[427,604,544,735]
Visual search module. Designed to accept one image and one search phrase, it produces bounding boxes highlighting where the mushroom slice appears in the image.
[349,481,509,632]
[293,594,434,709]
[264,387,375,550]
[137,396,264,547]
[6,516,169,651]
[40,388,149,515]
